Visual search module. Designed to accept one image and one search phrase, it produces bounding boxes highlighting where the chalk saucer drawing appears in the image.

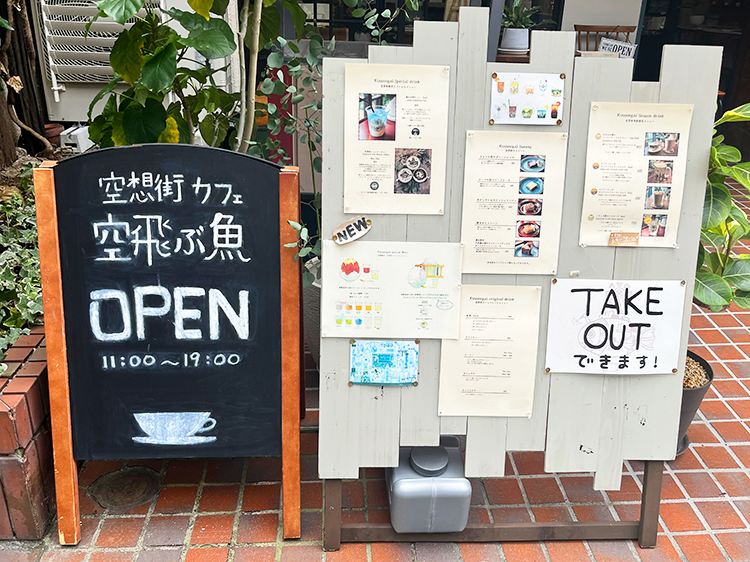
[133,412,217,445]
[436,300,453,310]
[340,258,361,282]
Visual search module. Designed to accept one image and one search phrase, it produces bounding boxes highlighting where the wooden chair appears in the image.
[574,25,637,53]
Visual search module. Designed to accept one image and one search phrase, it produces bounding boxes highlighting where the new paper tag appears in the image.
[333,215,371,245]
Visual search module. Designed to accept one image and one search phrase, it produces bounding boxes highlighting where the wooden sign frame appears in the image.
[35,161,302,544]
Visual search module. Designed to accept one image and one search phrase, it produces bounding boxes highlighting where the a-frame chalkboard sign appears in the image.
[34,145,302,544]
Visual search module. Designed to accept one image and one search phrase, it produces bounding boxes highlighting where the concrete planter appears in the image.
[500,28,530,50]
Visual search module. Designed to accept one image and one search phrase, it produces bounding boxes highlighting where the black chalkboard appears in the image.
[53,145,283,460]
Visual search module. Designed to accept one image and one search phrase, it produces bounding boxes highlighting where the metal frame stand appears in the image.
[323,460,663,551]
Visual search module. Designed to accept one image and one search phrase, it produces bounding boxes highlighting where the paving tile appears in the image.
[40,553,86,562]
[78,460,124,486]
[708,345,745,360]
[713,380,750,398]
[237,513,279,543]
[698,401,736,420]
[127,459,164,472]
[459,543,501,562]
[659,503,705,532]
[715,532,750,561]
[713,470,750,497]
[299,511,322,541]
[725,361,750,378]
[415,542,460,561]
[512,451,546,475]
[366,479,389,508]
[154,486,199,514]
[674,534,725,562]
[733,499,750,520]
[711,313,742,327]
[137,549,182,562]
[484,478,524,505]
[371,542,413,562]
[604,475,641,502]
[300,432,318,455]
[468,507,490,523]
[190,514,235,545]
[366,467,386,479]
[301,481,322,509]
[731,444,750,467]
[78,488,104,515]
[233,546,276,562]
[677,472,723,498]
[185,547,230,562]
[588,540,638,561]
[695,330,729,344]
[726,399,750,419]
[490,507,532,523]
[164,459,205,484]
[469,478,484,505]
[706,362,731,379]
[693,446,741,469]
[243,483,281,512]
[280,545,323,562]
[95,516,145,547]
[245,457,282,482]
[573,504,615,522]
[88,553,134,562]
[559,476,604,503]
[76,517,100,548]
[0,549,44,562]
[694,500,746,530]
[205,458,244,483]
[712,421,750,442]
[143,515,190,546]
[669,448,704,469]
[342,480,365,508]
[531,506,572,522]
[691,316,714,329]
[659,474,686,500]
[326,543,368,562]
[686,423,720,445]
[368,509,391,524]
[300,455,319,481]
[501,542,546,562]
[634,536,682,562]
[723,328,750,342]
[522,477,563,504]
[341,509,366,523]
[199,485,240,512]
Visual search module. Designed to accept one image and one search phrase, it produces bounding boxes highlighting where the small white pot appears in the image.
[500,27,530,50]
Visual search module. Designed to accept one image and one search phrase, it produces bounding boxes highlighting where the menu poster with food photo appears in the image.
[578,102,693,247]
[438,285,542,417]
[320,240,462,339]
[460,130,568,275]
[546,279,686,375]
[489,72,565,125]
[344,63,451,215]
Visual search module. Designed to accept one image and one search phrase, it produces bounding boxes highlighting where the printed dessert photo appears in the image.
[520,155,546,173]
[644,132,680,157]
[647,160,673,184]
[641,214,667,238]
[518,198,543,216]
[394,148,431,194]
[519,177,544,195]
[644,186,671,210]
[358,93,396,141]
[515,240,539,257]
[517,220,541,238]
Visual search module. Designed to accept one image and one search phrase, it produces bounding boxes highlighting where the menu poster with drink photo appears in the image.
[578,102,694,247]
[438,285,542,417]
[489,72,565,126]
[460,131,568,275]
[344,63,450,215]
[320,240,462,339]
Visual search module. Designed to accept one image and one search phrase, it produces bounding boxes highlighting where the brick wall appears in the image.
[0,325,55,540]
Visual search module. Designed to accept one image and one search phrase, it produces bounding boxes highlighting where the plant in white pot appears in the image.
[500,0,551,51]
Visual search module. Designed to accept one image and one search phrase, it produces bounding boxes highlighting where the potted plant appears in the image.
[500,0,549,51]
[677,103,750,454]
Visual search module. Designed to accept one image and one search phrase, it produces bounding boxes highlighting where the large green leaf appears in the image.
[0,16,13,30]
[188,0,213,19]
[182,17,236,59]
[700,230,725,252]
[199,113,229,146]
[87,75,120,120]
[694,271,732,307]
[733,290,750,309]
[728,162,750,191]
[258,5,281,49]
[697,243,706,271]
[715,103,750,126]
[210,0,229,14]
[716,144,742,163]
[724,259,750,290]
[140,43,177,91]
[110,28,144,85]
[281,0,307,38]
[96,0,144,24]
[122,98,167,143]
[703,181,732,229]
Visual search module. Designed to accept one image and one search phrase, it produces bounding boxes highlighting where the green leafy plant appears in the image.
[0,164,43,359]
[502,0,548,28]
[344,0,418,44]
[695,103,750,310]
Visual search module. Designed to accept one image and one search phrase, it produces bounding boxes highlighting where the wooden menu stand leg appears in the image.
[637,460,664,548]
[34,163,81,545]
[324,479,343,551]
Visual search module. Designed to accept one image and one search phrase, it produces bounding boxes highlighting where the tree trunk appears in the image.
[0,82,18,169]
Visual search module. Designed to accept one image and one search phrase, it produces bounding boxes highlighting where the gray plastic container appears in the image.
[385,435,472,533]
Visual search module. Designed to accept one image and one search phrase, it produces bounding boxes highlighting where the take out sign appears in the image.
[546,279,686,375]
[333,215,371,245]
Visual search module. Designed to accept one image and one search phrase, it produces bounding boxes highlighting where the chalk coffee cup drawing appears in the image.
[133,412,217,445]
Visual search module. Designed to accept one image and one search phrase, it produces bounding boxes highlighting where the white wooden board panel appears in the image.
[400,339,441,446]
[465,417,507,477]
[593,376,628,490]
[631,81,660,103]
[440,416,467,435]
[356,384,402,468]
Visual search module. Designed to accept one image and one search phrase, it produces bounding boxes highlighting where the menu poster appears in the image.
[579,102,693,247]
[344,63,450,215]
[545,279,686,375]
[321,240,462,339]
[438,285,542,417]
[460,131,568,275]
[349,340,419,385]
[489,72,565,126]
